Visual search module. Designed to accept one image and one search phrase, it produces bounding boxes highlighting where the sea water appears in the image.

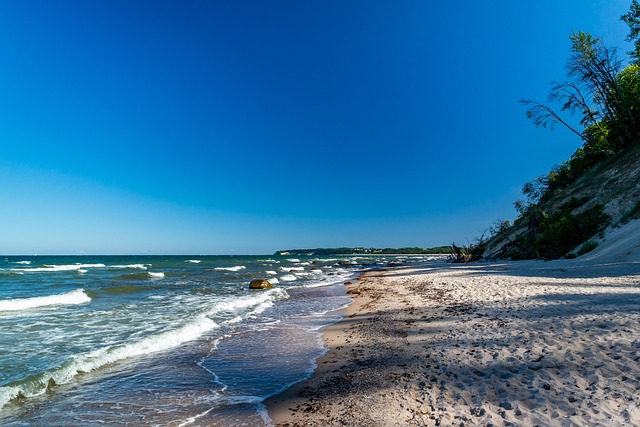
[0,254,429,426]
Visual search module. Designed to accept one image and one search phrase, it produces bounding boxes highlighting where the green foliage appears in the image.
[577,240,599,256]
[541,139,610,198]
[621,0,640,64]
[519,27,640,205]
[536,204,603,260]
[450,238,486,263]
[523,8,640,156]
[617,64,640,125]
[485,3,640,262]
[621,199,640,223]
[489,219,511,238]
[505,199,609,261]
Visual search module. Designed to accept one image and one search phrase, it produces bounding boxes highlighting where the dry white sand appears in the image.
[267,227,640,426]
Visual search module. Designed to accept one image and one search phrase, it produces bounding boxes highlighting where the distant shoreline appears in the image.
[1,252,450,257]
[275,246,450,257]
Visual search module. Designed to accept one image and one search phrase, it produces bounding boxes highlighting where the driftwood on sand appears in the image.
[449,243,472,263]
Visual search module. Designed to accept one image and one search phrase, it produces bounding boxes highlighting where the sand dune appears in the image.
[582,218,640,264]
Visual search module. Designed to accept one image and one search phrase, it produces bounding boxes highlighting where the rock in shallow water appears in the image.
[249,279,273,290]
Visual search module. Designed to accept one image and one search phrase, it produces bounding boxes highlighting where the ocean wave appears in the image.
[113,272,164,280]
[0,289,91,312]
[101,285,148,295]
[12,263,106,273]
[287,259,301,263]
[280,274,297,282]
[216,395,265,405]
[0,287,291,410]
[0,314,219,410]
[211,288,288,317]
[108,264,148,270]
[214,266,246,272]
[266,270,277,275]
[186,260,201,264]
[0,270,24,277]
[13,261,31,265]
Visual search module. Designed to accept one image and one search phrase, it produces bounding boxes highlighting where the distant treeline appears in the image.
[275,246,450,256]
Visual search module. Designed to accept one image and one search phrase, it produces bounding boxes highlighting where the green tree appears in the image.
[522,26,640,155]
[621,0,640,64]
[616,64,640,116]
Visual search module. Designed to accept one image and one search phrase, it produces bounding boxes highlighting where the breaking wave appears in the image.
[214,266,246,272]
[0,289,91,312]
[12,264,106,273]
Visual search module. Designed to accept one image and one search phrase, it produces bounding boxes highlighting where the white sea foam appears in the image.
[0,271,291,412]
[78,316,218,368]
[186,260,202,264]
[148,272,165,278]
[108,264,148,269]
[266,270,277,275]
[0,289,91,312]
[269,278,280,284]
[280,274,297,282]
[196,288,287,324]
[0,386,22,412]
[249,301,275,316]
[225,315,244,324]
[302,268,359,289]
[0,313,220,410]
[14,261,31,265]
[177,408,216,427]
[13,263,106,273]
[303,277,352,288]
[214,266,246,272]
[287,259,301,263]
[210,288,288,316]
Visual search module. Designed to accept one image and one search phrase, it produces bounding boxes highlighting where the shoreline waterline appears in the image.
[0,255,439,425]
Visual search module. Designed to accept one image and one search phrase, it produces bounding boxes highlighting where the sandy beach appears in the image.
[267,256,640,426]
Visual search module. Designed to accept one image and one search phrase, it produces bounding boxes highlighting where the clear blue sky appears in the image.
[0,0,633,254]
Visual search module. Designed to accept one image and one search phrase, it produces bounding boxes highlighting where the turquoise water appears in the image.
[0,255,429,425]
